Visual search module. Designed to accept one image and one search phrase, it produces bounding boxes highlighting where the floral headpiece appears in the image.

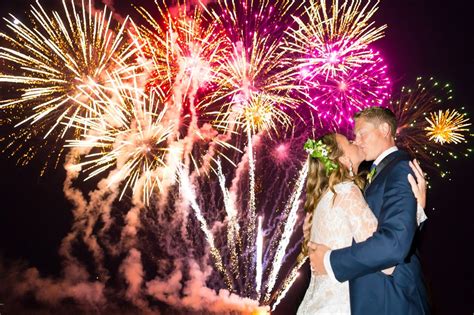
[304,139,339,175]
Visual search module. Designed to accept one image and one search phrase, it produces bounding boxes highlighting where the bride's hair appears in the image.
[304,133,346,214]
[302,133,364,255]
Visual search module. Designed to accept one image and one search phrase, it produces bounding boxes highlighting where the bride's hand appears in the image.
[408,159,426,209]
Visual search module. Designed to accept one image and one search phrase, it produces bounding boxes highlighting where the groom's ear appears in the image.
[379,122,391,138]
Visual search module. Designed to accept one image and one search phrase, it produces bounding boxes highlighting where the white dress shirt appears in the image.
[372,146,398,168]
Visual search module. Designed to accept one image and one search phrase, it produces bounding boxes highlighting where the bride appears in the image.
[297,133,426,314]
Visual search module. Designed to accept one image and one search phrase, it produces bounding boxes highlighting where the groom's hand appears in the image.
[308,242,330,275]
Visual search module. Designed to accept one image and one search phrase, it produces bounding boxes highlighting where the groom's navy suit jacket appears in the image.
[330,150,430,315]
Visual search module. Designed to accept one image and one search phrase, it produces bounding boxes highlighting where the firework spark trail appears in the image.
[216,160,241,277]
[0,0,138,168]
[177,164,233,290]
[255,216,264,300]
[425,109,471,144]
[270,255,307,311]
[263,159,308,303]
[246,128,258,285]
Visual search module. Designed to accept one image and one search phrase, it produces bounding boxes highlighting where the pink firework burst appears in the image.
[304,50,392,129]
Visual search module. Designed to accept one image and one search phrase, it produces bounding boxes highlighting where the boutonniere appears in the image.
[367,167,376,183]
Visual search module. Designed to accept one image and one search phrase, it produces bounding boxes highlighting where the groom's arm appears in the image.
[329,161,418,282]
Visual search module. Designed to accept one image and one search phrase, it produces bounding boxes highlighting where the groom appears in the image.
[308,107,430,314]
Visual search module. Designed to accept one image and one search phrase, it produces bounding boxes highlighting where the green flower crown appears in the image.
[304,139,339,175]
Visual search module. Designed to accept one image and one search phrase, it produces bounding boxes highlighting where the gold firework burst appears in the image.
[425,109,471,145]
[215,92,292,135]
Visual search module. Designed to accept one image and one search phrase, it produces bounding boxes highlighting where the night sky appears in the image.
[0,0,473,314]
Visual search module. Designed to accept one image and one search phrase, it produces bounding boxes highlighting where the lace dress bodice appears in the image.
[297,181,377,315]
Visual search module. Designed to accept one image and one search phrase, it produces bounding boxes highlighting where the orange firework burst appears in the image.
[425,109,471,144]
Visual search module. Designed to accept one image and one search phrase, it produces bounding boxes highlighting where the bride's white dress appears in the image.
[297,181,427,315]
[297,181,375,315]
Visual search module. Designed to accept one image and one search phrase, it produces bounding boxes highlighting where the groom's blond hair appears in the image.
[354,107,397,137]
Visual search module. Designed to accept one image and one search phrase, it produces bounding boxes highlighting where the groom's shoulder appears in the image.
[395,149,412,161]
[391,150,412,165]
[386,150,412,176]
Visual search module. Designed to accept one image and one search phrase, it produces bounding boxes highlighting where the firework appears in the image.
[133,1,231,98]
[200,38,301,136]
[263,159,308,304]
[200,0,306,135]
[214,92,293,136]
[284,0,389,129]
[391,77,471,178]
[425,109,471,144]
[271,256,307,311]
[177,163,233,289]
[66,73,175,205]
[285,0,386,79]
[306,50,391,130]
[0,0,137,169]
[132,2,247,177]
